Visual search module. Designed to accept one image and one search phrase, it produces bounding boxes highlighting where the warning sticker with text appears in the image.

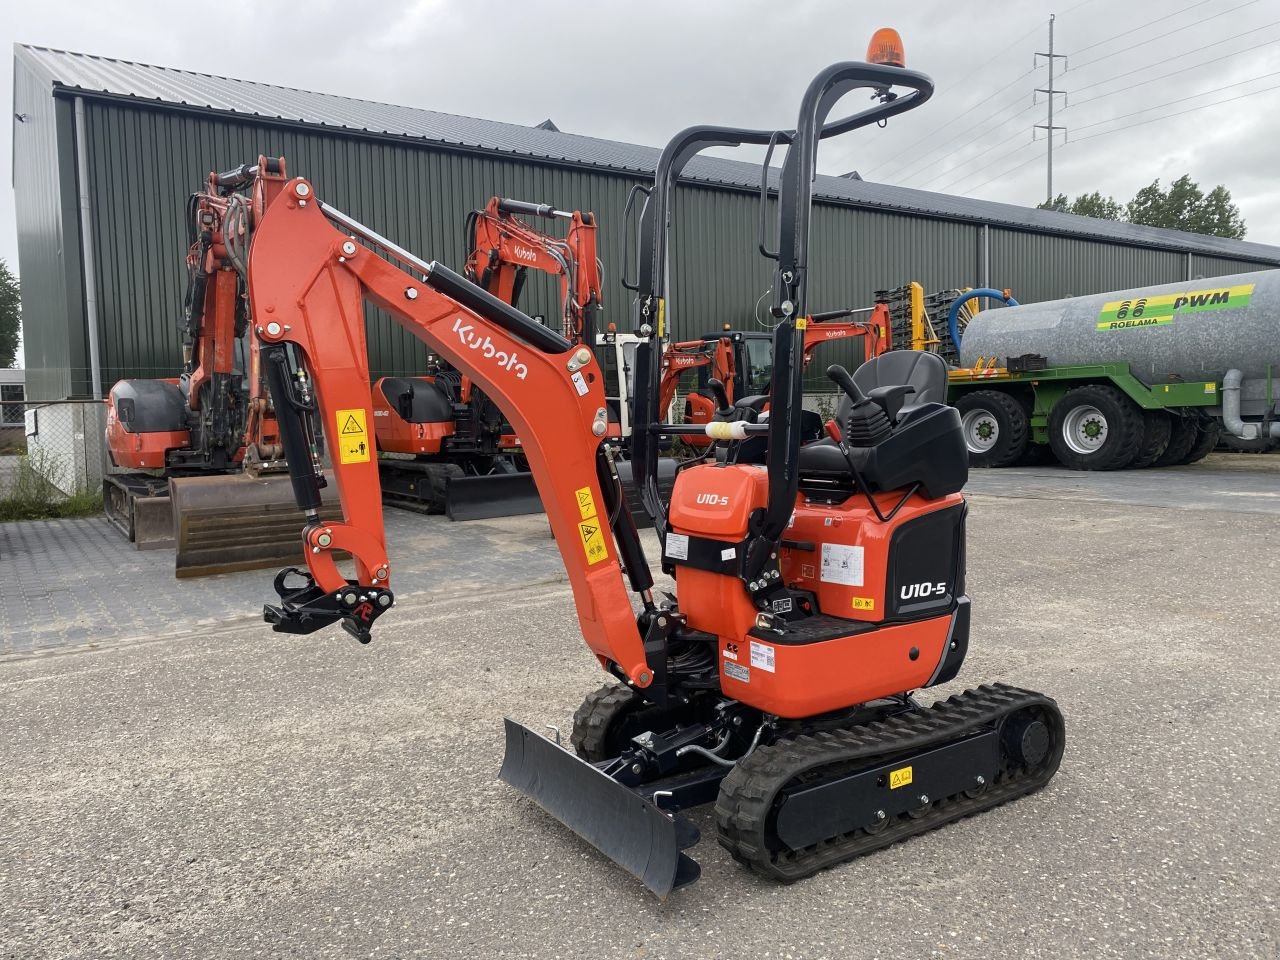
[336,408,371,464]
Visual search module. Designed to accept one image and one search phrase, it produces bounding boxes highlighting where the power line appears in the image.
[864,65,1041,178]
[935,137,1042,195]
[1070,0,1264,72]
[960,80,1280,198]
[908,100,1042,190]
[862,58,1044,177]
[1068,43,1280,111]
[1070,70,1280,133]
[899,95,1040,187]
[1068,0,1216,57]
[925,15,1280,189]
[962,150,1047,196]
[1059,0,1107,15]
[1068,22,1280,97]
[1068,79,1280,143]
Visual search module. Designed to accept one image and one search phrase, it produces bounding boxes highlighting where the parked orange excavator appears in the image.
[103,158,333,575]
[660,304,890,446]
[369,196,605,519]
[241,38,1063,899]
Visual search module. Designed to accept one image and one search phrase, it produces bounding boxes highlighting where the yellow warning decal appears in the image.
[336,408,371,464]
[577,516,609,565]
[1204,383,1217,394]
[796,317,808,330]
[656,298,666,339]
[574,486,598,521]
[889,766,913,790]
[851,597,875,611]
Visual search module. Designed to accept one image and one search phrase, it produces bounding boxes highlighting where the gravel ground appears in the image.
[1,461,1277,959]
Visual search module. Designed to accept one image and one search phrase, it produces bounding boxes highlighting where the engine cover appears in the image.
[665,461,969,717]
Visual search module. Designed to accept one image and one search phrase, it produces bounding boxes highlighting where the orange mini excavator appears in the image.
[242,41,1063,898]
[369,196,605,519]
[103,159,329,575]
[660,305,890,447]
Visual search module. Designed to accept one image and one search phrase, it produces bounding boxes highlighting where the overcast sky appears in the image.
[3,0,1279,278]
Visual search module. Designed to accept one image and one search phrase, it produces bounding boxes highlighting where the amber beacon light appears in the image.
[866,27,906,67]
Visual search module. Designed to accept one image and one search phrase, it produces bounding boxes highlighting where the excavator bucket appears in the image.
[499,719,701,898]
[444,472,542,522]
[170,473,341,578]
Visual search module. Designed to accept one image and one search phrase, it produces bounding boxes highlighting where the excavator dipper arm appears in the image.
[248,177,653,682]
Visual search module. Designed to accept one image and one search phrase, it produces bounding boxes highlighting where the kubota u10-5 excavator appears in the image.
[241,38,1063,898]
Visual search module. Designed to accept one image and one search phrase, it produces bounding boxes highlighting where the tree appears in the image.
[0,259,19,368]
[1126,175,1246,239]
[1038,191,1123,221]
[1037,176,1247,239]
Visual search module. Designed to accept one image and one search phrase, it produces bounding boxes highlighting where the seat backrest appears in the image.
[851,350,948,406]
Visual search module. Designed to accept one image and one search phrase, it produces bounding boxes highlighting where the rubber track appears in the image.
[714,683,1064,883]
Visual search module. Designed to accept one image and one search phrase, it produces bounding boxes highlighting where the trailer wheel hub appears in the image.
[961,409,999,452]
[1062,405,1108,455]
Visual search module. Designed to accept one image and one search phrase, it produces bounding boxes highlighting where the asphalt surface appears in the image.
[2,455,1278,959]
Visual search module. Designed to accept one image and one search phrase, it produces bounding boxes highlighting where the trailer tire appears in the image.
[1181,418,1220,465]
[1153,414,1199,467]
[1130,410,1172,469]
[1048,385,1144,471]
[955,391,1028,468]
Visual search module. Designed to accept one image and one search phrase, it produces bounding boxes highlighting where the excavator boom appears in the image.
[250,178,652,680]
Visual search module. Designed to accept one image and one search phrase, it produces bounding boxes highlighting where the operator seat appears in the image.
[796,350,966,500]
[848,350,948,423]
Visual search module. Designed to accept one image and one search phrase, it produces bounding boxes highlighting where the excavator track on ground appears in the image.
[715,683,1064,882]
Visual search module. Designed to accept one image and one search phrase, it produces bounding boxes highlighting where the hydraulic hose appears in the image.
[947,288,1019,352]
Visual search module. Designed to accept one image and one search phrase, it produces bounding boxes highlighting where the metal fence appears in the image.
[0,399,106,503]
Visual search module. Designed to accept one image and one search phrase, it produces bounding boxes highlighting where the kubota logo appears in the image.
[512,244,538,263]
[453,317,528,380]
[696,493,730,506]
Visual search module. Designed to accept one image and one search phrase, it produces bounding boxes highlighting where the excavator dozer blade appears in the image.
[170,473,341,579]
[103,474,175,549]
[499,719,701,898]
[444,472,542,522]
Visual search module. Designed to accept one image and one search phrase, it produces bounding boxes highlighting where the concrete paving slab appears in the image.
[0,510,559,657]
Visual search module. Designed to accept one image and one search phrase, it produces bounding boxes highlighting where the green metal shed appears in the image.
[13,44,1280,401]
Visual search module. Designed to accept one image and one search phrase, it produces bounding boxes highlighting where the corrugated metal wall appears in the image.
[29,95,1280,398]
[11,57,86,400]
[78,101,654,393]
[1189,254,1269,280]
[989,229,1188,304]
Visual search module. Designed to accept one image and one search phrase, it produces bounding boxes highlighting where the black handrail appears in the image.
[752,62,933,579]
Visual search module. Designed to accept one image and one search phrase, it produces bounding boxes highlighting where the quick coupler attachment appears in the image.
[499,719,702,898]
[262,566,394,643]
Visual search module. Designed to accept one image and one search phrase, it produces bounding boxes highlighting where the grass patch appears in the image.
[0,489,103,522]
[0,447,103,522]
